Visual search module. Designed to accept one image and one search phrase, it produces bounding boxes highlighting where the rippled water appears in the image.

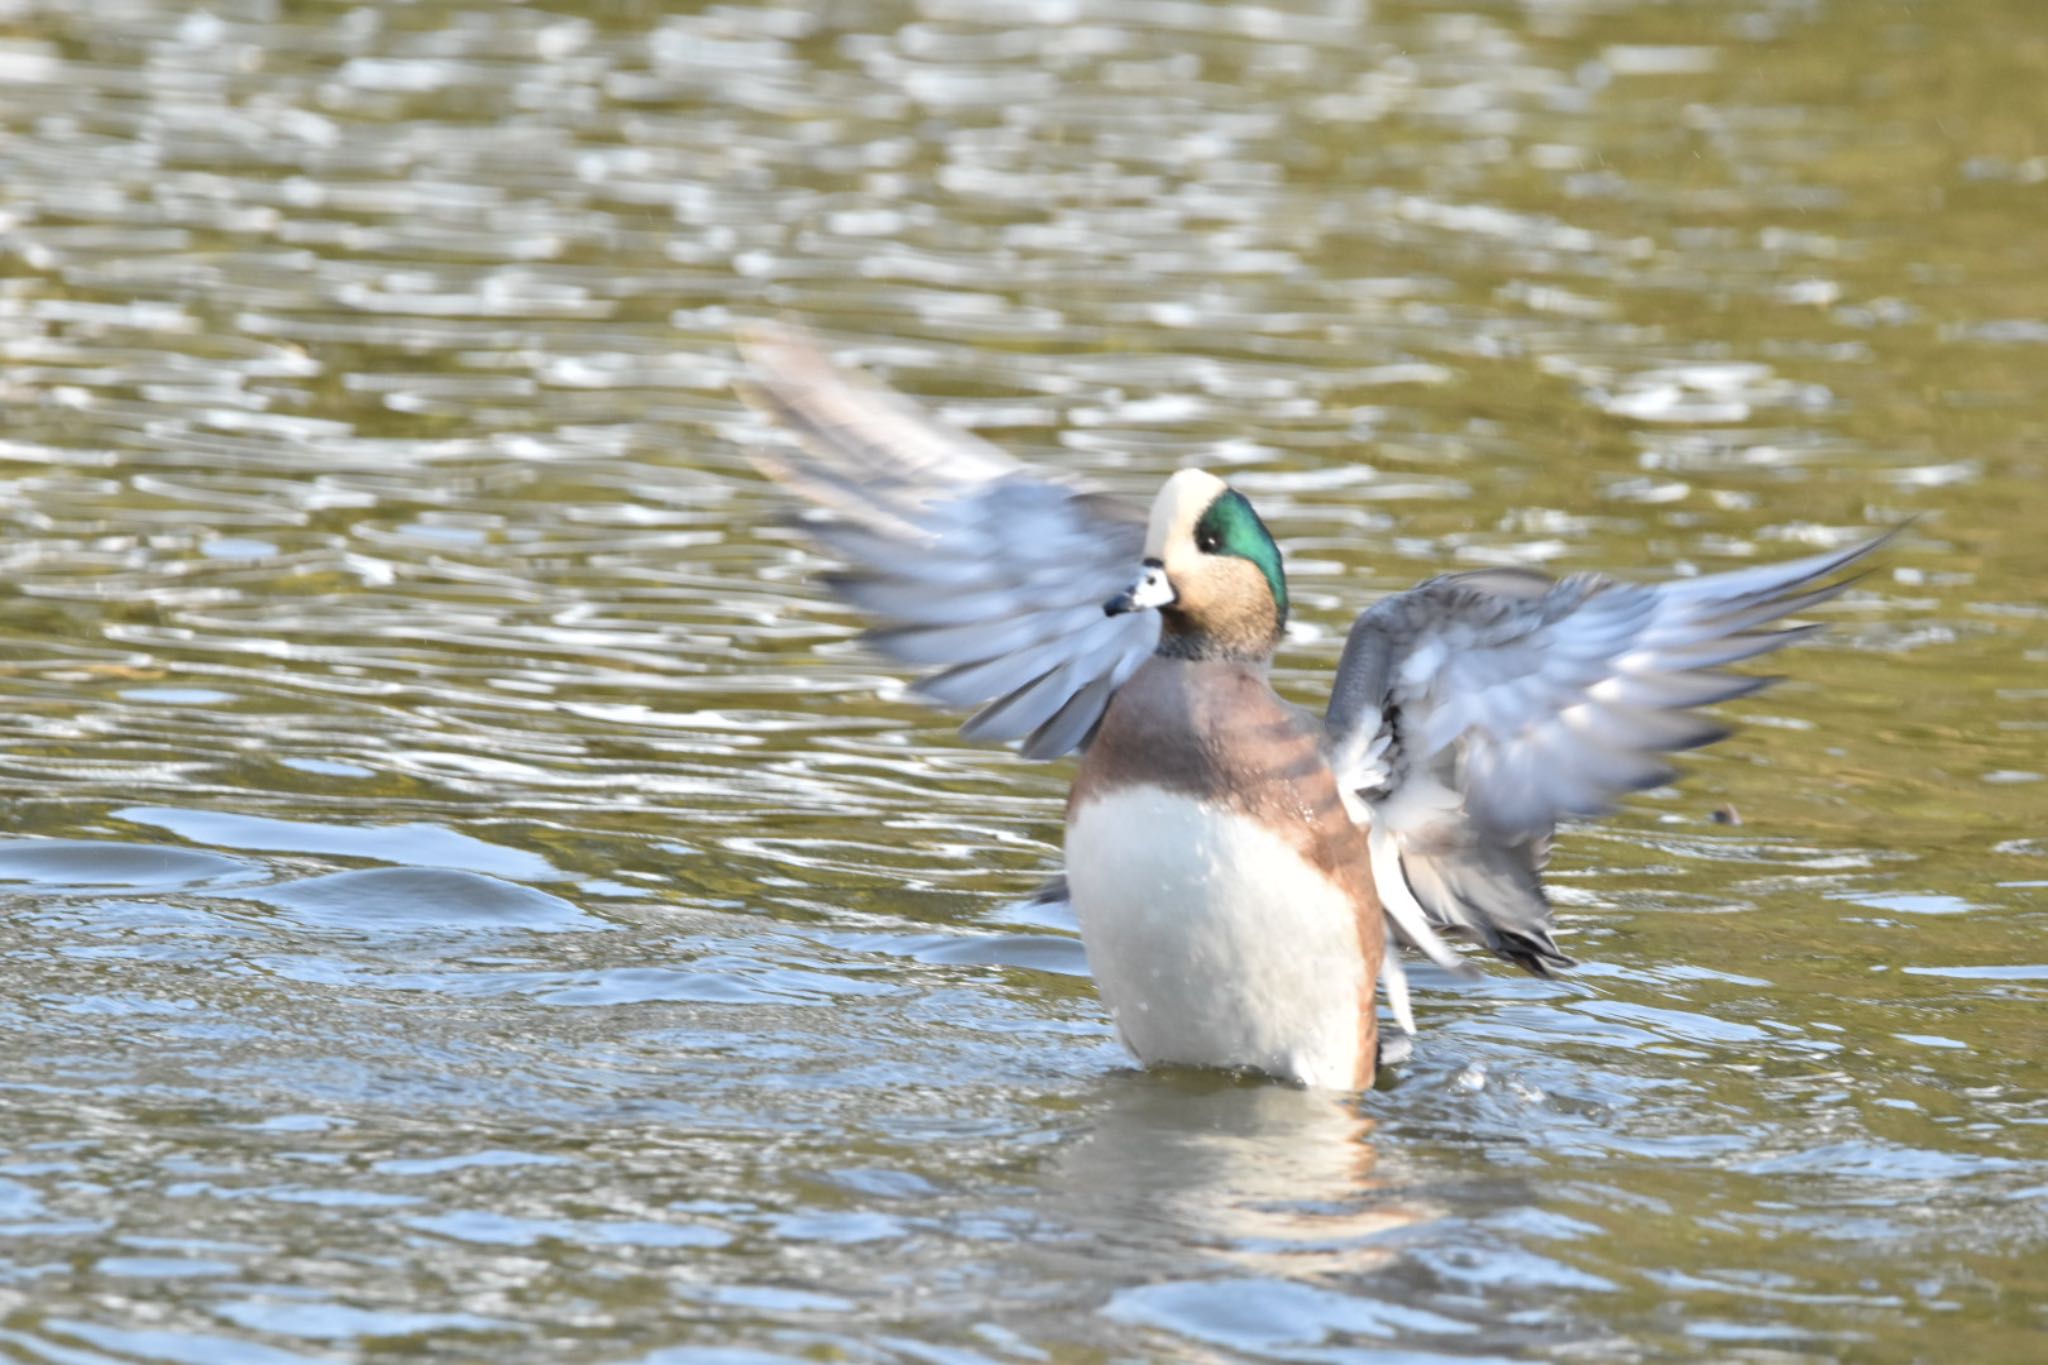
[0,0,2044,1358]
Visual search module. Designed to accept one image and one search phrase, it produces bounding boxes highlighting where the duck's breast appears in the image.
[1064,657,1379,1089]
[1066,782,1371,1089]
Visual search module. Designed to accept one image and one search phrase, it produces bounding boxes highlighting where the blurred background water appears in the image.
[0,0,2043,1358]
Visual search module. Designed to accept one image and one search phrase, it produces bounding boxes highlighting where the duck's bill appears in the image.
[1104,560,1176,616]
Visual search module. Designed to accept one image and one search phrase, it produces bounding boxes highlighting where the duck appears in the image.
[738,325,1887,1090]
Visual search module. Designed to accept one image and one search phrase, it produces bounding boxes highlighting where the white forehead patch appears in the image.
[1145,468,1229,558]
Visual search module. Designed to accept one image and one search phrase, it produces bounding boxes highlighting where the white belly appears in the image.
[1065,784,1369,1090]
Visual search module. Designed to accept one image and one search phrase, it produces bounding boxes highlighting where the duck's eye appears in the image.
[1195,526,1221,554]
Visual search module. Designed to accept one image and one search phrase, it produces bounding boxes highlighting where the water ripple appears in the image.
[0,0,2040,1359]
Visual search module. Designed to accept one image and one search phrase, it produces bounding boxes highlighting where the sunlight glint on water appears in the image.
[0,0,2044,1358]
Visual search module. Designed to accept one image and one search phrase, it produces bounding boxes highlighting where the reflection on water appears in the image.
[1055,1077,1401,1268]
[1051,1079,1473,1353]
[0,0,2045,1357]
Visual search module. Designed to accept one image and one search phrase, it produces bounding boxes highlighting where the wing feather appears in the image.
[1328,530,1896,973]
[739,325,1159,760]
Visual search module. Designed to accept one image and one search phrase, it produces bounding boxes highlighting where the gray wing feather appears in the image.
[739,326,1159,760]
[1392,829,1561,975]
[1329,532,1894,974]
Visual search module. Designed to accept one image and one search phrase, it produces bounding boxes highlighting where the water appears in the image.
[0,0,2044,1357]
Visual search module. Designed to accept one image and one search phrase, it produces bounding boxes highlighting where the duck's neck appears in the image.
[1155,612,1280,665]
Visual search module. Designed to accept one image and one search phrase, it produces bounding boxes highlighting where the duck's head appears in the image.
[1105,469,1288,661]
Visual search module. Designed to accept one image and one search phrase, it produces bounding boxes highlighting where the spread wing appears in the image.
[1325,535,1892,975]
[737,326,1160,759]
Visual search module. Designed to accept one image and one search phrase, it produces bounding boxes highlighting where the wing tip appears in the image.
[1667,721,1734,754]
[1505,938,1577,978]
[735,317,827,374]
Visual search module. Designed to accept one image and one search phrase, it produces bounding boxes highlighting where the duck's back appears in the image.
[1064,656,1384,1089]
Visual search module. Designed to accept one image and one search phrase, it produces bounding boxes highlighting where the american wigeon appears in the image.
[740,327,1885,1090]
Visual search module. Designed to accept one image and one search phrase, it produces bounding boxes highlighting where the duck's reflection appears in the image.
[1040,1070,1433,1280]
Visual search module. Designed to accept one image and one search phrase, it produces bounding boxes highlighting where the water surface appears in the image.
[0,0,2044,1358]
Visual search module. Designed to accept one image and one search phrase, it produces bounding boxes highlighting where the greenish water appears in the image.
[0,0,2044,1358]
